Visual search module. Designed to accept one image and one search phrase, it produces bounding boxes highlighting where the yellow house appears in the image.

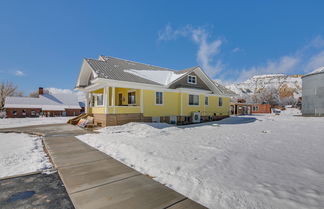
[75,56,235,126]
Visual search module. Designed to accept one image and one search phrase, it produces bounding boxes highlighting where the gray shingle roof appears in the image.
[214,82,237,96]
[86,57,195,86]
[84,56,233,96]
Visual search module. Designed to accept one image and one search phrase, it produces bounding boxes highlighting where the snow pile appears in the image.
[78,113,324,209]
[0,117,73,129]
[0,133,52,178]
[124,69,184,85]
[280,107,302,116]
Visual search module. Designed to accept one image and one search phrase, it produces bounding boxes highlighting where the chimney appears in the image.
[38,87,44,95]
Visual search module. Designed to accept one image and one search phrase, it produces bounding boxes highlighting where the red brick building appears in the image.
[251,104,272,114]
[4,88,82,118]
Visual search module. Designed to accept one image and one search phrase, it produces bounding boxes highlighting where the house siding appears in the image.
[143,90,180,117]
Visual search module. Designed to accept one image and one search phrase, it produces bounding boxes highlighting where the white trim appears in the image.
[155,91,164,105]
[104,87,108,114]
[127,91,136,105]
[85,92,89,113]
[78,78,233,96]
[187,75,197,84]
[140,89,144,113]
[107,86,110,108]
[188,94,200,106]
[112,87,115,113]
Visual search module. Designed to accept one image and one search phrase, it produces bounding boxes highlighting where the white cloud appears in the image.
[159,25,224,77]
[304,36,324,49]
[236,56,300,81]
[305,50,324,72]
[158,24,192,41]
[14,70,25,77]
[159,25,324,82]
[232,47,241,53]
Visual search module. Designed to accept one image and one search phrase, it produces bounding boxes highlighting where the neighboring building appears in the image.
[75,56,235,126]
[4,87,82,118]
[251,104,272,114]
[302,66,324,116]
[230,103,252,115]
[230,101,271,115]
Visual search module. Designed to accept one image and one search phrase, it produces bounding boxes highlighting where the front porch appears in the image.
[86,86,143,115]
[85,86,145,126]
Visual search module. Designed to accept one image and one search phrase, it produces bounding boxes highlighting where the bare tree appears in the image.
[252,87,280,106]
[0,81,23,109]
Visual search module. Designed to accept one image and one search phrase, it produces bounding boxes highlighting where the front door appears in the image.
[118,93,123,106]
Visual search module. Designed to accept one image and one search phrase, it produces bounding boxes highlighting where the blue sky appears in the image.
[1,0,324,94]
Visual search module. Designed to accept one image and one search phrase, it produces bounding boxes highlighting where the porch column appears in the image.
[104,86,109,114]
[140,89,144,113]
[85,92,89,113]
[112,86,115,113]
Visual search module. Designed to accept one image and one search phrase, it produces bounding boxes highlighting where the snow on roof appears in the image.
[124,69,185,85]
[303,66,324,77]
[251,74,286,79]
[310,66,324,74]
[4,92,81,110]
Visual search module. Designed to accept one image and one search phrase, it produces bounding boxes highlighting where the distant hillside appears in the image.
[226,74,302,104]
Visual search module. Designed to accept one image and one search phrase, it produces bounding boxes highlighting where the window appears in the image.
[128,91,136,105]
[22,109,26,116]
[218,97,223,107]
[31,110,36,116]
[96,94,103,106]
[13,110,17,116]
[205,96,209,105]
[187,75,197,84]
[156,92,163,105]
[253,106,259,111]
[189,95,199,105]
[91,95,95,107]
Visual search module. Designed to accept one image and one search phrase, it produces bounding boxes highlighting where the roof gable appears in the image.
[168,71,211,91]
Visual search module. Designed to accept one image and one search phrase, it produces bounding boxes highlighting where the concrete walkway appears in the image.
[40,126,207,209]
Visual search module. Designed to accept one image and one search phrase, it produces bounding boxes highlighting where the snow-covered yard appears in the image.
[0,133,52,178]
[0,117,73,129]
[77,109,324,209]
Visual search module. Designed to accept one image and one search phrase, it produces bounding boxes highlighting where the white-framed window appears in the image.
[187,75,197,84]
[205,96,209,105]
[155,92,163,105]
[13,110,17,116]
[189,94,199,106]
[253,106,259,111]
[128,91,136,105]
[31,110,36,116]
[97,94,103,106]
[218,97,223,107]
